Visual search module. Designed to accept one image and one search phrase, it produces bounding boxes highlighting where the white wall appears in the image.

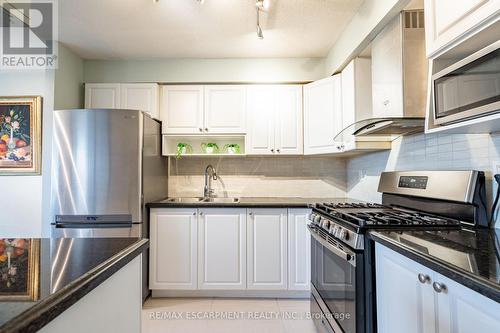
[324,0,410,75]
[347,132,500,227]
[0,70,55,237]
[83,58,325,83]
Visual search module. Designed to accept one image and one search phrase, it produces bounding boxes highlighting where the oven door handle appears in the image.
[308,225,356,266]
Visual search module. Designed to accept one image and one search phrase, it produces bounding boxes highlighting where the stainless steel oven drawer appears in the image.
[311,293,335,333]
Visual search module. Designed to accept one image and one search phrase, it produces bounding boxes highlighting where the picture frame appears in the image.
[0,96,42,175]
[0,239,40,301]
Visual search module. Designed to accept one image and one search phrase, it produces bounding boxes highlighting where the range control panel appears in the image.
[398,176,428,189]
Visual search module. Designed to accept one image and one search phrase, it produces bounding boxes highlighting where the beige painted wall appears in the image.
[169,156,347,198]
[54,44,84,109]
[83,58,325,83]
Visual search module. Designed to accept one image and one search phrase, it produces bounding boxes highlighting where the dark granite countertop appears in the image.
[0,238,148,333]
[148,197,359,208]
[369,228,500,303]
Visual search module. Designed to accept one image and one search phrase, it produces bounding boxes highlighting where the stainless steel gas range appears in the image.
[308,171,488,333]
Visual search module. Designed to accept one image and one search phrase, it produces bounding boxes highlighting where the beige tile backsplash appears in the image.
[168,156,347,198]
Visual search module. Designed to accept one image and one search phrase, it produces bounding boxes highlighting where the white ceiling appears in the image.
[59,0,364,59]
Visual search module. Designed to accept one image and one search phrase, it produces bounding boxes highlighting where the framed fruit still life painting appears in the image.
[0,239,40,301]
[0,96,42,175]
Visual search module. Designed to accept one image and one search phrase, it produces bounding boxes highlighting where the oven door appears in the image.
[310,225,357,333]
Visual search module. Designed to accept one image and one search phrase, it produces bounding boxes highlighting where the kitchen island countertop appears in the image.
[0,237,148,333]
[369,228,500,303]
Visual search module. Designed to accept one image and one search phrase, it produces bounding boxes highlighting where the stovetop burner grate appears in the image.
[314,202,462,231]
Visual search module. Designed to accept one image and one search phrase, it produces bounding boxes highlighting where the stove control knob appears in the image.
[339,228,347,240]
[308,213,316,223]
[330,225,338,236]
[321,219,330,230]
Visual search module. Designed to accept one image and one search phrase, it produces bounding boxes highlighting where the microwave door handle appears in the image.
[308,225,355,265]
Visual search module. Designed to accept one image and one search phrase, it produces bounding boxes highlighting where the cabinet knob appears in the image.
[193,212,196,216]
[417,273,430,284]
[249,212,253,216]
[432,282,447,293]
[271,149,275,153]
[205,128,208,132]
[276,149,280,153]
[199,212,203,216]
[199,128,203,132]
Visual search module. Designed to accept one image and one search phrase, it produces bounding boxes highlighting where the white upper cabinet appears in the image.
[204,85,246,134]
[303,75,343,155]
[149,208,198,290]
[424,0,500,58]
[198,208,246,290]
[85,83,121,109]
[246,86,276,154]
[246,85,303,155]
[120,83,159,119]
[275,85,303,155]
[160,85,246,135]
[160,85,204,134]
[341,58,372,129]
[371,16,404,118]
[247,209,288,290]
[287,209,311,291]
[85,83,160,119]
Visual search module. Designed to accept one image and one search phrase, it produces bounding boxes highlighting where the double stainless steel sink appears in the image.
[163,197,240,204]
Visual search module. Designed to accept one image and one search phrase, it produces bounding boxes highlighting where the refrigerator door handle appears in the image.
[54,222,133,229]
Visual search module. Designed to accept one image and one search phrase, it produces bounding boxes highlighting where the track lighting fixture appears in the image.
[255,0,270,10]
[256,7,264,39]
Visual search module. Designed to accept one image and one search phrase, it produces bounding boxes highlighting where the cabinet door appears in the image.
[371,16,404,118]
[247,208,287,290]
[84,83,121,109]
[375,243,437,333]
[198,208,246,290]
[121,83,159,119]
[204,85,246,134]
[149,208,198,290]
[287,209,311,290]
[160,85,204,134]
[275,85,303,155]
[303,75,342,155]
[434,272,500,333]
[341,58,372,130]
[424,0,500,58]
[246,85,276,155]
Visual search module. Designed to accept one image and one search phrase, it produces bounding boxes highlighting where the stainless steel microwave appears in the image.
[432,40,500,125]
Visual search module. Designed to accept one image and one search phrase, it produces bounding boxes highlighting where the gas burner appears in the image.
[321,202,387,209]
[313,201,462,232]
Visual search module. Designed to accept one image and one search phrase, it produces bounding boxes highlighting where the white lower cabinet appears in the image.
[287,209,311,291]
[149,208,198,290]
[198,208,246,289]
[376,243,500,333]
[247,208,288,290]
[150,207,311,294]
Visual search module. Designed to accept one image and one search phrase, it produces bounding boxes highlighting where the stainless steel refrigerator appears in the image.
[50,108,168,300]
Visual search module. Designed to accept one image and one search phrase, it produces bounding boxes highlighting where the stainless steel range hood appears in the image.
[334,117,425,143]
[334,9,427,153]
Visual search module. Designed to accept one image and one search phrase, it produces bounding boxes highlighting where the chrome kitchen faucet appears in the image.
[203,165,218,200]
